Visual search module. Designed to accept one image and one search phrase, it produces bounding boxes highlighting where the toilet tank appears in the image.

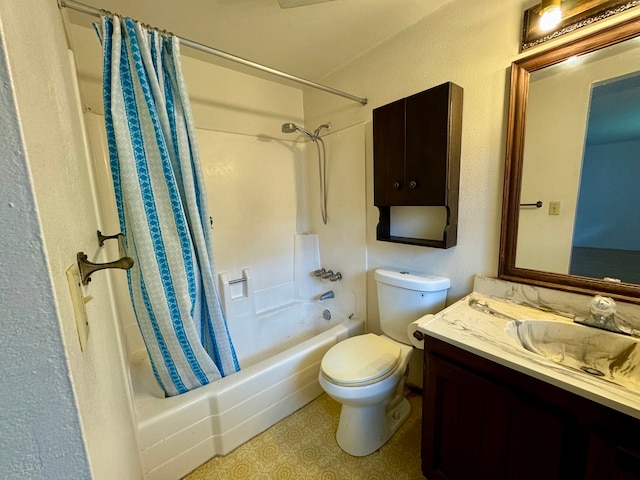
[375,268,450,344]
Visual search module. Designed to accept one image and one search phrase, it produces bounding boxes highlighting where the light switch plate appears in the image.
[66,264,90,351]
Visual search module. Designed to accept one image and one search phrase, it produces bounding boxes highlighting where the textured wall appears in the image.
[303,0,640,335]
[0,5,90,479]
[0,0,142,478]
[304,0,528,335]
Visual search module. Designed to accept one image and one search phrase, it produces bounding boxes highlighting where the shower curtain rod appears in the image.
[58,0,368,105]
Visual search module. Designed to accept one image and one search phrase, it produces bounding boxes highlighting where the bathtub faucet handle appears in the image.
[321,269,334,279]
[313,268,326,277]
[329,272,342,282]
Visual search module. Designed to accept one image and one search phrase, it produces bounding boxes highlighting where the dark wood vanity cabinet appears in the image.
[422,336,640,480]
[373,82,462,248]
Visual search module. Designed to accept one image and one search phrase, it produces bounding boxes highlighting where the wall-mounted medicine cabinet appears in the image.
[373,81,462,248]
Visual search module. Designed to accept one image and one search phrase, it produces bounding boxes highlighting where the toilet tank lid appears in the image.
[375,268,450,292]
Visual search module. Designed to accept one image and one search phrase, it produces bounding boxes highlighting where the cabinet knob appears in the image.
[409,180,417,189]
[392,181,401,189]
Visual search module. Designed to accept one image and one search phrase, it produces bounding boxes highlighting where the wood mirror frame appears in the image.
[499,15,640,304]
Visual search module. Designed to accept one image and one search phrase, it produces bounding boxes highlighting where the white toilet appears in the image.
[318,267,450,456]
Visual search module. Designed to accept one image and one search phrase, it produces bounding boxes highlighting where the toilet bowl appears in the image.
[318,268,450,456]
[319,333,413,456]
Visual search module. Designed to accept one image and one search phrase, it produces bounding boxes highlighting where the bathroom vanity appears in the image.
[418,276,640,480]
[418,11,640,480]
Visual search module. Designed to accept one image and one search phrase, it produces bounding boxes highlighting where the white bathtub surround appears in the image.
[117,230,364,478]
[414,275,640,420]
[294,233,323,299]
[133,301,363,479]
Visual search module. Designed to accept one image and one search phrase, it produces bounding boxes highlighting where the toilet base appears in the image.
[335,396,411,457]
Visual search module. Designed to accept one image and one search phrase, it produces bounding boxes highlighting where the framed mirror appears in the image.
[499,15,640,304]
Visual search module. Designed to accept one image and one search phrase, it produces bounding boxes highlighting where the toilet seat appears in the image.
[321,334,401,387]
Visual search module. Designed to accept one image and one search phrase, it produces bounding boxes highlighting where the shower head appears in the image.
[281,122,314,139]
[281,122,297,133]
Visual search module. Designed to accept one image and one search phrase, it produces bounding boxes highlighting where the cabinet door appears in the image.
[423,355,579,480]
[585,433,640,480]
[373,98,405,206]
[405,85,450,206]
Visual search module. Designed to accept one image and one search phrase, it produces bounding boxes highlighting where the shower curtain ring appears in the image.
[99,8,113,19]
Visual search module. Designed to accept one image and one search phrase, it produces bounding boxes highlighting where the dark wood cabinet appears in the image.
[585,433,640,480]
[422,336,640,480]
[373,82,462,248]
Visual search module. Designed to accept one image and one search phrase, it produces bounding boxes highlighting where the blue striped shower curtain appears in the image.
[100,16,240,396]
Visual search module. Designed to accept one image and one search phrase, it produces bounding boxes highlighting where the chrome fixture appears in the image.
[228,275,247,285]
[281,122,330,224]
[321,269,334,279]
[313,267,342,281]
[574,295,630,335]
[313,268,327,277]
[320,290,334,301]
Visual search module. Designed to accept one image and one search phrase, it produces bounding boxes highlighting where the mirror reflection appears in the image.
[515,34,640,284]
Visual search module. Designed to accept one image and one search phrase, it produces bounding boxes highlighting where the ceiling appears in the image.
[65,0,456,81]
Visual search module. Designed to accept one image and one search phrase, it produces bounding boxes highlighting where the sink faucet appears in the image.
[575,295,629,335]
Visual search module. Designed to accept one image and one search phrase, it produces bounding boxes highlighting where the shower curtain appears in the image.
[100,16,240,396]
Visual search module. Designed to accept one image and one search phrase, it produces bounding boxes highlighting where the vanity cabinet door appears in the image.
[422,354,578,480]
[585,433,640,480]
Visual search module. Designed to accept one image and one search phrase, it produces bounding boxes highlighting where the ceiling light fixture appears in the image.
[539,0,563,31]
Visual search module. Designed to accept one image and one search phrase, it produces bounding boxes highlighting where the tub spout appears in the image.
[320,290,334,301]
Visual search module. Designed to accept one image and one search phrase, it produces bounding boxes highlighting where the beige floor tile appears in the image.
[184,390,424,480]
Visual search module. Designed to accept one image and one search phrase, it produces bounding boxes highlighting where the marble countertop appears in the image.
[417,290,640,419]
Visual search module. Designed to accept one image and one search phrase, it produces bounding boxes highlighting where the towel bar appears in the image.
[77,230,134,285]
[520,201,543,208]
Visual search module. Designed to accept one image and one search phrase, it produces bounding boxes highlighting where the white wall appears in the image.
[305,0,526,333]
[310,123,368,317]
[0,0,142,479]
[0,9,90,480]
[304,0,640,333]
[7,0,640,474]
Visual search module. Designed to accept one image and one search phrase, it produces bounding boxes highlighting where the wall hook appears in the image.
[77,230,134,285]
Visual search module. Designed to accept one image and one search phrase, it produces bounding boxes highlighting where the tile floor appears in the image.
[184,390,425,479]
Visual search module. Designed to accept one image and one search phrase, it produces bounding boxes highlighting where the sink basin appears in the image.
[506,320,640,391]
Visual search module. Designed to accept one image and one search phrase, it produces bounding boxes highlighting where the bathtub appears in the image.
[127,300,364,480]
